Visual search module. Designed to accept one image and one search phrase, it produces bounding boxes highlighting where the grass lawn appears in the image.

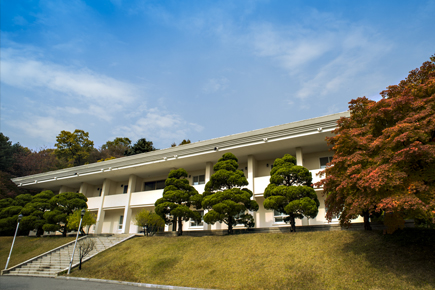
[68,229,435,290]
[0,236,75,269]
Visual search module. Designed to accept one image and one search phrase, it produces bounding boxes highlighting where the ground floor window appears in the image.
[119,215,124,230]
[190,211,204,227]
[274,210,288,223]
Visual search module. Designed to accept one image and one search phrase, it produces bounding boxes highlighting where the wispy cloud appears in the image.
[114,108,203,146]
[1,48,138,107]
[248,12,392,100]
[202,77,229,94]
[9,116,75,144]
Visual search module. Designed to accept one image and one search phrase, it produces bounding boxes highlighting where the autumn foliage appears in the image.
[317,55,435,230]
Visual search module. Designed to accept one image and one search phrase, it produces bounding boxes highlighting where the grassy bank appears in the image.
[0,236,75,268]
[69,229,435,290]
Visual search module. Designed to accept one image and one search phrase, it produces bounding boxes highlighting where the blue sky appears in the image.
[1,0,434,150]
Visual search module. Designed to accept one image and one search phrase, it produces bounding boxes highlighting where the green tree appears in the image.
[202,153,259,235]
[0,193,32,235]
[0,133,24,174]
[55,130,94,166]
[43,192,88,236]
[171,139,191,147]
[124,138,156,156]
[263,154,320,232]
[134,209,165,236]
[155,168,202,236]
[0,171,24,199]
[316,55,435,232]
[101,137,132,158]
[20,190,55,236]
[67,209,96,235]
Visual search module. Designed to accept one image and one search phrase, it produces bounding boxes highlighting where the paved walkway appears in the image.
[0,276,208,290]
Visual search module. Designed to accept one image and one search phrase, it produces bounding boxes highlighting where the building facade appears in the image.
[12,111,362,234]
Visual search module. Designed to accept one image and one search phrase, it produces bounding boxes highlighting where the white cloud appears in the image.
[114,108,204,146]
[9,116,75,144]
[249,16,392,100]
[1,48,138,107]
[202,77,229,94]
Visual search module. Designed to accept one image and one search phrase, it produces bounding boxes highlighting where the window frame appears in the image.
[144,179,166,191]
[273,210,288,224]
[189,210,204,228]
[192,174,205,185]
[319,156,333,169]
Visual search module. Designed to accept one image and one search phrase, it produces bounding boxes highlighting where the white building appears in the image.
[12,111,361,234]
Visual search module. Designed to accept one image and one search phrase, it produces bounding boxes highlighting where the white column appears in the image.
[95,179,110,234]
[203,162,213,231]
[79,183,90,196]
[247,155,256,192]
[296,147,303,166]
[122,175,137,234]
[296,147,309,226]
[247,155,258,228]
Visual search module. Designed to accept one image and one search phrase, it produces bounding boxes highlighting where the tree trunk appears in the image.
[62,226,67,237]
[177,217,183,236]
[363,210,372,231]
[172,219,177,232]
[143,226,147,236]
[228,217,233,235]
[79,257,82,270]
[36,228,44,237]
[290,215,296,232]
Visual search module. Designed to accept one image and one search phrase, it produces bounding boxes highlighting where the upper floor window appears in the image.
[319,157,333,169]
[123,185,128,194]
[192,175,205,185]
[144,180,166,191]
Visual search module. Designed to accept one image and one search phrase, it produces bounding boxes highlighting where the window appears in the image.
[123,185,128,194]
[144,180,166,191]
[319,156,333,169]
[274,210,288,223]
[192,175,205,185]
[98,188,102,196]
[118,215,124,230]
[190,211,204,227]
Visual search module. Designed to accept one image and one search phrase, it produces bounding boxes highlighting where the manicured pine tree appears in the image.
[263,154,319,232]
[155,168,203,236]
[202,153,259,235]
[43,192,88,236]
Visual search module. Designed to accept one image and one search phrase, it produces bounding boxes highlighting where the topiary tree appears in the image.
[20,190,55,236]
[263,154,319,232]
[43,192,88,236]
[202,153,259,235]
[155,168,202,236]
[134,209,165,236]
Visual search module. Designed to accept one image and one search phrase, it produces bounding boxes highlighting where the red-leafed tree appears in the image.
[317,55,435,231]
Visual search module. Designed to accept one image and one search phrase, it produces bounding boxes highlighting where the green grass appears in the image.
[0,236,75,269]
[68,229,435,290]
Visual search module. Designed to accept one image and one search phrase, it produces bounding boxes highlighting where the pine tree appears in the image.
[263,154,319,232]
[202,153,258,234]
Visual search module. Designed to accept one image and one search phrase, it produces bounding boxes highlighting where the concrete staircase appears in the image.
[2,234,135,277]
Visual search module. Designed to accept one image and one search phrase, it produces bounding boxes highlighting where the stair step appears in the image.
[3,235,134,277]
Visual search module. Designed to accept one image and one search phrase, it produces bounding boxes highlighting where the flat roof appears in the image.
[13,111,349,188]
